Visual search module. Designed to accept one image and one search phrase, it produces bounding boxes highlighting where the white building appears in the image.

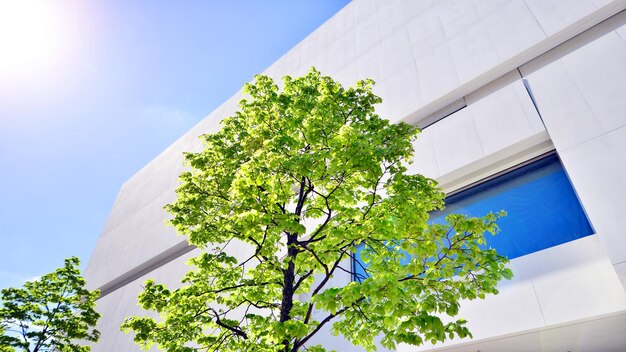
[85,1,626,350]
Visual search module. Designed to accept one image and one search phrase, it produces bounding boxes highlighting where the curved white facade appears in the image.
[85,1,626,350]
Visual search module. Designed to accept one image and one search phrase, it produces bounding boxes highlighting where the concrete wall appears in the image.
[520,12,626,287]
[85,0,626,351]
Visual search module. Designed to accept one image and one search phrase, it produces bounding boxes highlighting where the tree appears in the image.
[0,324,15,352]
[0,257,100,352]
[122,69,512,352]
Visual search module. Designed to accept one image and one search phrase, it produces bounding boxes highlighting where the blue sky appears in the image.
[0,0,349,290]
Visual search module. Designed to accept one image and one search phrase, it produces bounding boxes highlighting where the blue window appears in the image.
[430,153,593,259]
[353,153,594,280]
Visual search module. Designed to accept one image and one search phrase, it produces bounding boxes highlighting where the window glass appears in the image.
[353,154,594,280]
[429,153,593,259]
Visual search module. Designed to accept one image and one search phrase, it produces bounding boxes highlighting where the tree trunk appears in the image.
[280,234,298,351]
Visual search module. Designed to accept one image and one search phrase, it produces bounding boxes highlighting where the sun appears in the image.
[0,0,64,81]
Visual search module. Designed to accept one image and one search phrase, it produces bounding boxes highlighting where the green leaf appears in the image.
[0,257,100,351]
[119,68,512,352]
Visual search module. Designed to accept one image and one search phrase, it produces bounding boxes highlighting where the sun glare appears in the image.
[0,0,64,82]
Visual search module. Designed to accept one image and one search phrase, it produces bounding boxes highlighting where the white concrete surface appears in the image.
[410,236,626,351]
[522,17,626,280]
[91,248,201,352]
[85,0,626,350]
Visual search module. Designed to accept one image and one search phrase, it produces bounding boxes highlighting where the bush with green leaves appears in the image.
[122,69,511,352]
[0,257,100,352]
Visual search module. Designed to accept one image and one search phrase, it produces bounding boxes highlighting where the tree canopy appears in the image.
[122,69,511,352]
[0,257,100,352]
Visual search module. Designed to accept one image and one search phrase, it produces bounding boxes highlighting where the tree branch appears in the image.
[209,308,248,340]
[295,298,364,351]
